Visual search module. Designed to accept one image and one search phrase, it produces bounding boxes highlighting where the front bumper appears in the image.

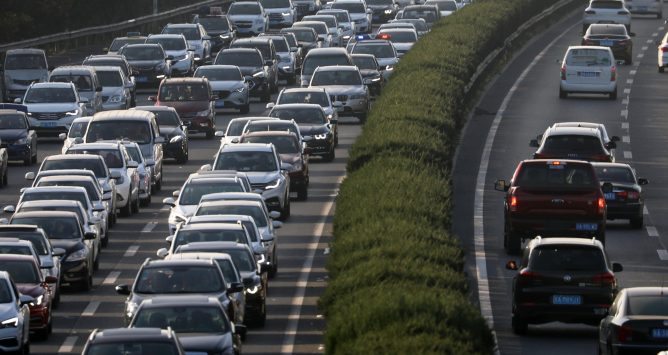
[27,116,76,135]
[61,259,91,285]
[0,331,21,352]
[102,100,128,111]
[28,304,49,331]
[133,70,167,86]
[335,98,368,116]
[214,90,249,108]
[4,143,30,161]
[306,136,334,156]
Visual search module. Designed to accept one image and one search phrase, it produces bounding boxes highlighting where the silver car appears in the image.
[59,116,91,154]
[194,65,250,114]
[161,23,212,64]
[350,39,399,79]
[92,67,133,111]
[48,66,104,116]
[293,21,334,47]
[317,9,356,43]
[309,65,369,122]
[227,2,269,36]
[16,82,86,135]
[0,271,31,354]
[1,48,49,103]
[146,34,195,76]
[376,28,417,57]
[122,141,152,207]
[303,15,343,46]
[260,0,297,27]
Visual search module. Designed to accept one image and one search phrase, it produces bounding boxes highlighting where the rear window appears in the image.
[530,245,606,272]
[146,37,186,51]
[215,51,263,67]
[278,91,330,107]
[303,54,351,75]
[591,0,624,9]
[0,234,48,255]
[589,25,627,36]
[516,163,597,189]
[594,166,635,184]
[42,158,107,178]
[542,135,605,155]
[627,295,668,316]
[566,48,612,66]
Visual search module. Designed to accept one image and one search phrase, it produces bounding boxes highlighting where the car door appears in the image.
[23,114,37,156]
[150,118,164,180]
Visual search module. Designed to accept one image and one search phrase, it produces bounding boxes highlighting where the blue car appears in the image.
[0,108,37,165]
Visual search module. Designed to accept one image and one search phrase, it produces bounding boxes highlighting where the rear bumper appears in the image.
[606,201,643,219]
[507,216,606,238]
[514,302,610,324]
[560,81,616,93]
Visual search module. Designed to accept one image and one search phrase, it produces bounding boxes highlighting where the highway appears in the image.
[454,6,668,355]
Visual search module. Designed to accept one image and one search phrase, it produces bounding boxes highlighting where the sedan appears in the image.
[582,24,633,65]
[0,109,37,165]
[194,65,250,114]
[0,271,31,354]
[592,162,648,229]
[94,66,133,110]
[132,106,188,164]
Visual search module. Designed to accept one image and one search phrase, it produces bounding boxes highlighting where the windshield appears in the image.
[173,230,248,249]
[352,43,395,58]
[214,151,277,172]
[133,306,229,334]
[22,191,89,209]
[135,265,224,293]
[231,43,271,61]
[311,70,362,85]
[146,37,186,51]
[226,119,251,136]
[179,181,245,205]
[246,122,300,136]
[628,295,668,316]
[0,114,27,129]
[198,17,230,31]
[0,260,39,284]
[425,0,457,11]
[286,29,317,42]
[68,121,89,138]
[403,9,437,22]
[5,54,46,70]
[381,31,417,42]
[109,38,146,51]
[590,25,627,36]
[121,46,164,61]
[10,217,81,240]
[215,51,263,67]
[125,145,143,163]
[352,56,377,69]
[270,107,326,124]
[24,87,76,104]
[50,74,93,92]
[279,91,329,107]
[216,259,240,283]
[87,342,180,355]
[295,23,327,35]
[320,11,350,23]
[37,180,100,201]
[516,163,597,190]
[0,246,32,257]
[194,67,242,81]
[303,55,351,75]
[261,0,291,8]
[196,205,268,228]
[97,71,123,87]
[86,121,152,144]
[242,136,300,154]
[270,38,289,52]
[566,48,611,66]
[0,234,48,255]
[42,159,106,178]
[224,249,255,272]
[0,281,12,303]
[542,135,605,155]
[19,206,84,224]
[229,3,262,15]
[367,0,393,4]
[594,166,635,184]
[530,246,606,272]
[68,148,124,169]
[162,27,200,41]
[153,111,180,126]
[159,83,210,102]
[332,3,365,13]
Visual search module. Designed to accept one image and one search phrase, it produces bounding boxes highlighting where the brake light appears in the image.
[510,195,518,212]
[377,33,391,40]
[519,269,540,280]
[593,271,616,287]
[618,324,633,342]
[598,197,606,215]
[661,46,668,52]
[560,66,566,80]
[611,66,617,81]
[627,191,640,200]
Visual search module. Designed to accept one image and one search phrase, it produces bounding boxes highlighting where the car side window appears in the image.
[10,281,19,303]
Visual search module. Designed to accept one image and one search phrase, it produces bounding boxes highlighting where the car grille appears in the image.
[235,21,253,28]
[330,95,348,102]
[269,13,284,19]
[13,79,36,86]
[251,182,269,190]
[32,112,68,120]
[215,90,231,99]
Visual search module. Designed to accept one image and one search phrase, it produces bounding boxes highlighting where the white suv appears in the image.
[583,0,631,34]
[559,46,618,100]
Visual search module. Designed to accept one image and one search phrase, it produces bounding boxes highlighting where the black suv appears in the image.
[215,48,272,101]
[229,38,279,93]
[506,236,623,335]
[82,328,185,355]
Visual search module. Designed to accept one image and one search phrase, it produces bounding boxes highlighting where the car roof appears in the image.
[272,103,323,109]
[178,241,249,251]
[45,154,103,161]
[314,65,358,72]
[623,287,668,297]
[164,23,199,28]
[199,192,264,201]
[68,142,122,150]
[229,116,274,123]
[168,252,235,262]
[0,109,25,116]
[6,48,45,55]
[280,87,327,94]
[88,328,176,343]
[379,28,417,33]
[123,43,163,49]
[199,200,262,208]
[545,126,600,137]
[233,37,271,44]
[295,21,328,26]
[12,210,80,219]
[89,66,122,73]
[351,53,376,59]
[132,106,177,113]
[552,122,602,129]
[145,258,217,268]
[0,225,41,232]
[567,45,611,51]
[92,110,155,121]
[521,159,594,166]
[0,254,38,263]
[147,34,186,39]
[188,215,256,223]
[220,143,274,152]
[529,236,604,248]
[196,65,240,71]
[306,48,349,56]
[220,48,262,54]
[162,77,209,84]
[242,131,298,139]
[24,186,87,194]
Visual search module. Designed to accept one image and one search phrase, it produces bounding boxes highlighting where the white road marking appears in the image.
[658,250,668,261]
[622,135,630,143]
[648,226,660,237]
[102,271,121,285]
[59,336,78,352]
[647,39,655,44]
[160,206,170,212]
[624,151,633,159]
[621,109,629,117]
[660,26,665,31]
[623,88,631,94]
[627,79,634,84]
[642,46,649,51]
[637,53,645,58]
[622,98,629,105]
[653,32,659,37]
[280,175,345,354]
[644,205,650,215]
[630,69,637,75]
[323,247,330,255]
[141,221,158,233]
[82,301,100,316]
[123,245,140,257]
[621,122,629,129]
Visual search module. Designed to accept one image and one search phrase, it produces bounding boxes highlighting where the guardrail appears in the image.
[0,0,224,55]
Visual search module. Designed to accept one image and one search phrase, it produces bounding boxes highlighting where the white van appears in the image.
[559,46,617,100]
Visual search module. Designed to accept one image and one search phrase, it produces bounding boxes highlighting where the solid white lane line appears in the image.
[658,250,668,261]
[59,336,78,352]
[102,271,121,285]
[123,245,140,257]
[141,221,158,233]
[621,122,629,129]
[280,175,344,354]
[622,135,630,143]
[648,226,660,237]
[624,151,633,159]
[644,205,650,215]
[82,301,100,316]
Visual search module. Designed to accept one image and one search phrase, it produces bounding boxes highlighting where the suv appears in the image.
[351,39,399,79]
[0,109,38,165]
[17,82,86,135]
[366,0,399,23]
[331,0,372,33]
[258,34,298,85]
[227,1,269,36]
[293,21,334,48]
[495,159,612,254]
[161,23,212,64]
[309,65,369,122]
[531,126,615,162]
[83,328,185,355]
[1,49,49,103]
[230,38,279,93]
[215,48,273,102]
[82,54,136,105]
[146,34,195,76]
[131,106,188,163]
[118,44,172,87]
[626,0,662,18]
[583,0,631,34]
[260,0,297,27]
[92,67,133,111]
[559,46,618,100]
[506,237,623,334]
[193,13,237,53]
[48,66,103,115]
[150,77,216,138]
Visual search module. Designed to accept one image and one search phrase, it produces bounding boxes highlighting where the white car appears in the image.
[59,116,91,154]
[424,0,457,17]
[317,9,356,43]
[122,141,152,207]
[161,24,212,64]
[625,0,662,17]
[216,117,279,145]
[583,0,631,34]
[658,32,668,72]
[559,46,617,100]
[16,82,86,136]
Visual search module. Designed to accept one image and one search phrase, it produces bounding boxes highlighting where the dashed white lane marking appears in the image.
[653,32,659,37]
[82,301,100,316]
[622,135,631,143]
[624,151,633,159]
[644,205,650,215]
[660,26,666,31]
[642,46,649,51]
[622,122,629,129]
[637,53,645,58]
[160,206,170,212]
[627,79,634,84]
[622,98,629,104]
[141,221,158,233]
[59,336,78,352]
[647,226,660,237]
[123,245,140,257]
[647,39,654,44]
[621,109,629,118]
[102,271,121,285]
[624,88,631,94]
[630,69,637,75]
[658,250,668,261]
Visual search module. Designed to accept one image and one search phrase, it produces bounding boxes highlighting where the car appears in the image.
[424,0,457,17]
[194,171,254,193]
[505,236,623,334]
[582,24,633,65]
[269,87,340,123]
[9,211,97,291]
[376,28,418,57]
[626,0,663,16]
[278,32,305,71]
[1,49,49,103]
[0,109,37,165]
[530,126,615,162]
[303,15,342,46]
[0,239,42,271]
[193,12,237,53]
[243,119,304,145]
[0,254,56,339]
[494,159,612,254]
[268,103,338,159]
[145,34,196,76]
[59,116,91,154]
[17,82,87,136]
[82,54,136,106]
[293,21,334,47]
[122,141,153,206]
[131,106,188,164]
[389,18,429,37]
[206,143,291,218]
[280,27,321,58]
[149,78,216,138]
[350,39,398,79]
[217,116,280,145]
[82,327,186,355]
[240,131,310,200]
[598,287,668,354]
[227,1,269,36]
[260,0,297,27]
[658,31,668,72]
[104,33,148,55]
[300,47,353,86]
[351,53,383,94]
[317,9,356,43]
[84,109,165,191]
[592,162,648,228]
[48,66,104,116]
[214,48,273,102]
[0,271,31,353]
[379,21,416,30]
[91,66,133,111]
[157,223,253,260]
[331,0,373,33]
[547,122,620,147]
[162,173,248,234]
[366,0,399,23]
[170,243,269,326]
[230,37,280,93]
[115,258,243,325]
[396,5,440,29]
[308,65,370,122]
[118,44,172,87]
[583,0,632,34]
[128,295,245,354]
[194,65,250,114]
[559,46,618,99]
[258,34,299,85]
[294,0,322,16]
[161,23,212,64]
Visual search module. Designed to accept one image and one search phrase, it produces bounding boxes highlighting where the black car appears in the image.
[119,44,172,87]
[367,0,399,23]
[351,53,383,95]
[592,162,647,229]
[506,236,623,334]
[133,106,188,163]
[83,328,186,355]
[280,27,320,56]
[129,295,245,355]
[229,37,279,93]
[0,109,37,165]
[269,103,337,161]
[582,23,633,65]
[193,14,237,53]
[215,48,272,101]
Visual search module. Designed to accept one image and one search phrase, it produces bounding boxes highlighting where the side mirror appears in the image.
[172,190,180,198]
[52,248,66,257]
[156,248,169,258]
[601,182,614,193]
[127,160,139,169]
[3,205,15,214]
[115,284,131,295]
[19,294,35,306]
[200,164,213,171]
[266,102,275,109]
[529,139,540,148]
[272,220,282,229]
[494,179,509,192]
[605,141,617,150]
[110,171,122,179]
[505,260,518,270]
[154,136,165,144]
[24,172,35,181]
[228,282,244,293]
[269,210,281,219]
[58,133,67,141]
[144,158,156,166]
[214,131,225,137]
[612,262,623,272]
[148,96,156,101]
[74,137,84,144]
[84,231,96,240]
[638,178,649,185]
[13,98,22,104]
[165,235,174,244]
[163,197,176,207]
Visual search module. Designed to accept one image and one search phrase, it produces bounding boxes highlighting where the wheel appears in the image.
[280,196,291,221]
[131,193,140,214]
[660,66,665,73]
[630,215,643,229]
[297,184,308,201]
[155,169,162,191]
[609,89,617,100]
[512,315,528,335]
[120,201,132,217]
[240,103,250,114]
[504,227,522,255]
[559,88,567,99]
[79,272,93,291]
[268,251,277,279]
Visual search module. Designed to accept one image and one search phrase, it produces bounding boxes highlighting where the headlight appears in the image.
[385,65,394,71]
[14,137,28,145]
[0,317,18,328]
[314,133,328,139]
[196,109,210,116]
[65,247,87,262]
[30,295,44,307]
[282,65,291,70]
[108,95,124,103]
[245,285,260,294]
[384,9,393,14]
[169,135,183,143]
[265,179,281,190]
[126,301,139,319]
[282,11,291,15]
[65,109,79,116]
[253,71,266,78]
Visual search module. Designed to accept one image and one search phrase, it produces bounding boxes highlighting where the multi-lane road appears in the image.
[455,6,668,355]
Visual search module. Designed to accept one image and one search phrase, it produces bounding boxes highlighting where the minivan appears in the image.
[559,46,617,100]
[1,49,50,103]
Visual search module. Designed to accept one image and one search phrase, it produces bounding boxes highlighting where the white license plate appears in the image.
[604,192,616,200]
[552,295,582,305]
[40,121,57,127]
[576,223,598,231]
[600,40,613,46]
[652,328,668,338]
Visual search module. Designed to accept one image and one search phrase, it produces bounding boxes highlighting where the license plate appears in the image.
[604,192,616,200]
[576,223,598,231]
[135,76,148,83]
[215,100,225,108]
[652,328,668,338]
[40,121,57,127]
[600,40,613,46]
[552,295,582,305]
[577,71,600,78]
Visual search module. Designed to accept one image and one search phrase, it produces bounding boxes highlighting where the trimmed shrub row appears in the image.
[322,0,565,353]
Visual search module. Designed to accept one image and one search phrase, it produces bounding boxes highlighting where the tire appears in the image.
[79,272,93,292]
[131,193,140,214]
[280,196,291,221]
[660,66,665,73]
[512,315,528,335]
[155,169,162,192]
[609,89,617,100]
[504,228,522,255]
[630,215,643,229]
[240,103,250,114]
[120,201,132,217]
[559,88,567,99]
[297,184,308,201]
[23,149,31,166]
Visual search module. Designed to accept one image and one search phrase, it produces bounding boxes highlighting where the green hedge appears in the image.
[322,0,565,353]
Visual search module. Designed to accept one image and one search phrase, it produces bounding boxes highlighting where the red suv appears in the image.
[495,159,612,254]
[150,78,216,138]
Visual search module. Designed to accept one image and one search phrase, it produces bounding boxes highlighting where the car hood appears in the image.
[0,129,28,141]
[376,57,399,66]
[25,103,79,112]
[279,153,301,165]
[210,80,245,91]
[164,49,188,57]
[178,333,234,352]
[159,101,210,114]
[101,87,124,97]
[245,171,280,184]
[49,239,85,256]
[359,69,380,77]
[16,283,44,298]
[0,303,19,321]
[313,85,365,95]
[298,124,329,136]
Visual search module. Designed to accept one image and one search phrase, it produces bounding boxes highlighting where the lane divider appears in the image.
[102,271,121,285]
[123,245,140,257]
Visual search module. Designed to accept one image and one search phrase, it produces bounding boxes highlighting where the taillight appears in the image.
[560,66,566,80]
[598,197,606,215]
[519,269,540,281]
[627,191,640,200]
[510,195,518,212]
[661,46,668,52]
[618,323,633,342]
[611,66,617,81]
[593,271,616,287]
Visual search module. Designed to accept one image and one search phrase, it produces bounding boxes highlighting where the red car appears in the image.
[495,159,612,254]
[0,254,56,339]
[530,126,615,162]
